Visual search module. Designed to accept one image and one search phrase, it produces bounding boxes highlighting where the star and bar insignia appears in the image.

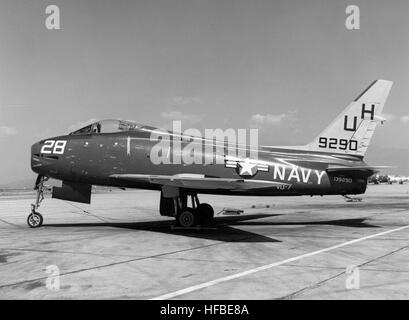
[225,156,269,177]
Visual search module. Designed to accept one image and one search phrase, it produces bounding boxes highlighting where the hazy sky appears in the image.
[0,0,408,182]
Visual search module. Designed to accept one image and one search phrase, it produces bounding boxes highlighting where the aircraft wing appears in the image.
[109,173,291,191]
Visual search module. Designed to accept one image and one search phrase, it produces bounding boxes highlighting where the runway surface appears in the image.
[0,184,408,299]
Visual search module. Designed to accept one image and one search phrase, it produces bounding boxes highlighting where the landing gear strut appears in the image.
[28,175,48,228]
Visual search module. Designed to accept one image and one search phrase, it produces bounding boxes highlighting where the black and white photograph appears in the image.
[0,0,408,306]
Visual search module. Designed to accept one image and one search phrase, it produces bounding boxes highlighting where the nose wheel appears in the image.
[28,209,43,228]
[27,175,48,228]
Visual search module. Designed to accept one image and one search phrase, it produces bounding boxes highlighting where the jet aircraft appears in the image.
[29,80,393,228]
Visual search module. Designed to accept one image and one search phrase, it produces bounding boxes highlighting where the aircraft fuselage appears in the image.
[31,129,368,197]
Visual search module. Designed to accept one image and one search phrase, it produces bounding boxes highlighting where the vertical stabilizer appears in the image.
[304,80,393,157]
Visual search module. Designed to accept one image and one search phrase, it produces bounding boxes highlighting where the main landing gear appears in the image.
[28,175,48,228]
[160,189,215,228]
[176,194,215,228]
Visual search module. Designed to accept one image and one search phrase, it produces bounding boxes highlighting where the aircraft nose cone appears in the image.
[31,142,42,173]
[31,141,41,154]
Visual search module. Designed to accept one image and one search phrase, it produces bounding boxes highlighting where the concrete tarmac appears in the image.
[0,184,408,299]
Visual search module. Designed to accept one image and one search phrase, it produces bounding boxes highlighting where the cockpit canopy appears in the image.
[70,119,140,135]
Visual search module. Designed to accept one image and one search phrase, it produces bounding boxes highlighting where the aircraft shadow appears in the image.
[45,215,378,243]
[46,213,282,243]
[230,217,380,228]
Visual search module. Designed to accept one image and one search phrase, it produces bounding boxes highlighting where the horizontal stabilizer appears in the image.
[326,165,393,175]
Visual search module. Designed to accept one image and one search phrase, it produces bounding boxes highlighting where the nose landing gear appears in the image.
[27,209,43,228]
[28,175,48,228]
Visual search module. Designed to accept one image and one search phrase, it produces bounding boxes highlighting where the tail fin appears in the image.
[304,79,393,157]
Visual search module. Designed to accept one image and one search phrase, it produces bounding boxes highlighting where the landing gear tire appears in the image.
[28,175,48,228]
[177,208,199,228]
[27,212,43,228]
[197,203,214,224]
